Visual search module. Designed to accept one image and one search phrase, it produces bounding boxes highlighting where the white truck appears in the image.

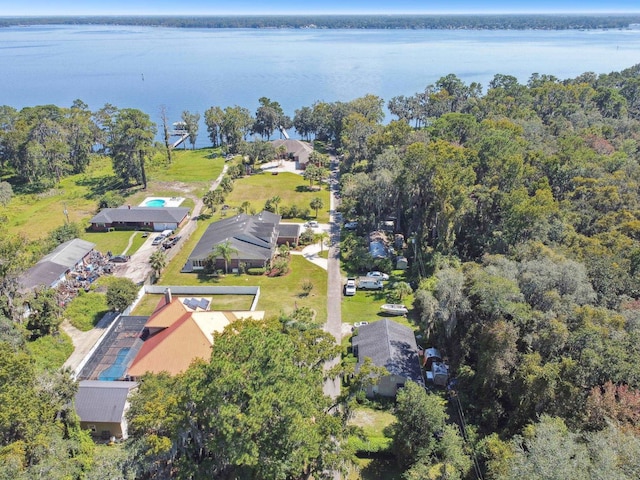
[357,277,384,290]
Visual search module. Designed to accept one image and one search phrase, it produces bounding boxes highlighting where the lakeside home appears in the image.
[88,207,190,232]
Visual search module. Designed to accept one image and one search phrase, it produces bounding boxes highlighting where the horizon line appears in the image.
[3,12,640,17]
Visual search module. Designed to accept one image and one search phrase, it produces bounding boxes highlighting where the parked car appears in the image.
[109,255,129,263]
[366,271,389,281]
[344,277,357,296]
[152,236,164,246]
[344,221,358,230]
[162,235,182,249]
[304,220,319,228]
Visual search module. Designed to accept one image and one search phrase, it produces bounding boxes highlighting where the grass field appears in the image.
[1,148,224,246]
[220,170,331,224]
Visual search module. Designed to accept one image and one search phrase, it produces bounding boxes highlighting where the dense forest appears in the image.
[1,14,640,30]
[3,62,640,478]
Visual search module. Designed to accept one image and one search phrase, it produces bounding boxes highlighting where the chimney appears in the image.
[164,288,172,305]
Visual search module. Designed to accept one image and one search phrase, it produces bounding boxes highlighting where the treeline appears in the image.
[2,14,640,30]
[334,63,640,476]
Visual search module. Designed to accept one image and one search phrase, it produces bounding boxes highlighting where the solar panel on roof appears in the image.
[183,298,198,310]
[198,298,210,310]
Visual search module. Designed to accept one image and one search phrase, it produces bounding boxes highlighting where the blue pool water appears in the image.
[98,348,131,381]
[144,199,166,207]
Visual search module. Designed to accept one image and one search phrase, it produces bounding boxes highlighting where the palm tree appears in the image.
[315,231,330,252]
[271,195,281,214]
[209,240,238,274]
[310,197,324,218]
[239,200,252,214]
[391,281,413,303]
[149,249,167,280]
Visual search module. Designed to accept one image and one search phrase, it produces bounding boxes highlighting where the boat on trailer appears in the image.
[380,303,408,315]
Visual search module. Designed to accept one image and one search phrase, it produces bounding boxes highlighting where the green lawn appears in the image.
[148,147,224,183]
[83,230,147,256]
[341,268,417,332]
[131,293,255,317]
[221,171,331,223]
[159,237,328,321]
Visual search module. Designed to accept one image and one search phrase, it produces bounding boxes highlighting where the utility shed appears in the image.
[352,319,424,397]
[75,380,138,440]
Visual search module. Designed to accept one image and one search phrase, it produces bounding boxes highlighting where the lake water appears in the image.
[1,25,639,145]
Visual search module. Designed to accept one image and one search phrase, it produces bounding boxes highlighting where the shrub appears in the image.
[247,267,266,275]
[0,181,13,206]
[64,290,109,331]
[97,191,125,210]
[299,228,315,245]
[279,205,291,218]
[301,279,314,296]
[106,277,139,312]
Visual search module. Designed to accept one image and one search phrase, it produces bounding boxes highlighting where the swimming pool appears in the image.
[144,199,166,207]
[98,348,131,381]
[139,196,185,208]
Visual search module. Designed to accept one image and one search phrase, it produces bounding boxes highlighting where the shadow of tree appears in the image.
[357,456,402,480]
[196,271,221,283]
[75,174,130,199]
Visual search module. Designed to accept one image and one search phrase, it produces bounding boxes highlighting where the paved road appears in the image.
[323,155,343,400]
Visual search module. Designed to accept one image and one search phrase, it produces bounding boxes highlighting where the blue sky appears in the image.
[3,1,640,16]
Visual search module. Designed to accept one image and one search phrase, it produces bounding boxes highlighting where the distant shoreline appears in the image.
[2,14,640,31]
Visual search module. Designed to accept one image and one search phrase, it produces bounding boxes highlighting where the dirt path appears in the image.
[121,232,138,256]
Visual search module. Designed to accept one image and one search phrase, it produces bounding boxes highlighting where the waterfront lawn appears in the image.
[147,148,225,196]
[222,171,331,224]
[1,148,221,243]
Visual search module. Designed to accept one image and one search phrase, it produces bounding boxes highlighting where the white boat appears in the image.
[380,304,408,315]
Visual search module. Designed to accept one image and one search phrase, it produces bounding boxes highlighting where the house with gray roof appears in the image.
[75,380,138,440]
[88,207,190,232]
[272,139,314,169]
[183,211,297,273]
[352,319,424,397]
[19,238,96,291]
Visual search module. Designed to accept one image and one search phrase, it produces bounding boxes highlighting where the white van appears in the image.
[358,277,383,290]
[161,229,174,237]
